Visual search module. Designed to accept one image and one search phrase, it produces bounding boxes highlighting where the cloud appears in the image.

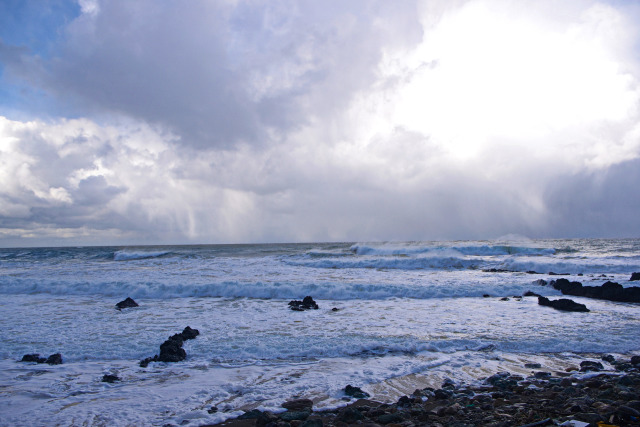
[0,0,639,246]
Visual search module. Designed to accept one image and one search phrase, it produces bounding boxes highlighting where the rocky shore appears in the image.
[208,355,640,427]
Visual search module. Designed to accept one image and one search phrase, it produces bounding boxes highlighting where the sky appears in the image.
[0,0,639,247]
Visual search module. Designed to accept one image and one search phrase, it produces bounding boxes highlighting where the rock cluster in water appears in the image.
[537,296,590,312]
[210,355,640,427]
[139,326,200,367]
[288,296,319,311]
[20,353,63,365]
[551,278,640,303]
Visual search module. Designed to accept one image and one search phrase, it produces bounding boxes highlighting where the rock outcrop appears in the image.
[139,326,200,367]
[116,297,139,310]
[551,278,640,303]
[288,296,319,311]
[538,296,589,312]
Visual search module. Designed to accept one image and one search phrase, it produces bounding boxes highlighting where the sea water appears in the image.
[0,238,639,426]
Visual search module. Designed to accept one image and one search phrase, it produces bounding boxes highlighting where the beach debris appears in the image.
[101,374,120,383]
[139,326,200,367]
[630,272,640,281]
[288,296,319,311]
[550,278,640,303]
[116,297,139,310]
[20,353,63,365]
[538,296,589,312]
[344,384,370,399]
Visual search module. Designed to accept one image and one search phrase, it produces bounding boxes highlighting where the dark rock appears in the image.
[45,353,63,365]
[396,395,413,407]
[602,354,616,364]
[525,363,542,369]
[282,399,313,411]
[434,388,454,399]
[580,361,604,372]
[630,272,640,281]
[140,355,158,367]
[141,327,200,366]
[279,410,310,421]
[299,419,323,427]
[21,353,62,364]
[574,412,603,424]
[538,296,589,312]
[377,413,404,424]
[500,297,510,301]
[524,291,541,297]
[617,405,640,417]
[548,272,570,275]
[21,354,46,363]
[551,278,640,302]
[616,363,634,372]
[483,294,491,298]
[116,297,139,310]
[331,307,339,311]
[238,409,264,420]
[207,406,218,414]
[526,270,540,274]
[158,336,187,362]
[288,296,319,310]
[338,407,363,423]
[631,355,640,366]
[102,374,120,383]
[344,384,370,399]
[534,371,552,379]
[180,326,199,340]
[535,279,548,286]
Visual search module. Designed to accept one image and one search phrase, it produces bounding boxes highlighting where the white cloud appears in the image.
[1,0,640,245]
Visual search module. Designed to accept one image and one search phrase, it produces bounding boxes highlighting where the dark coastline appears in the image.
[208,355,640,427]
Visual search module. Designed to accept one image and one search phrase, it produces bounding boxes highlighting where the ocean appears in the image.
[0,238,639,426]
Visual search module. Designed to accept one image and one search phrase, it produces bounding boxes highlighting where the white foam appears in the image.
[113,249,171,261]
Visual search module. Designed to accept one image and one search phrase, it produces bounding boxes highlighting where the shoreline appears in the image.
[208,355,640,427]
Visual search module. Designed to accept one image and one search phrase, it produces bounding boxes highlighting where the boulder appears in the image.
[288,296,319,310]
[45,353,63,365]
[282,399,313,411]
[630,272,640,281]
[116,297,139,310]
[580,361,604,372]
[344,384,370,399]
[538,296,589,312]
[102,374,120,383]
[21,354,46,363]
